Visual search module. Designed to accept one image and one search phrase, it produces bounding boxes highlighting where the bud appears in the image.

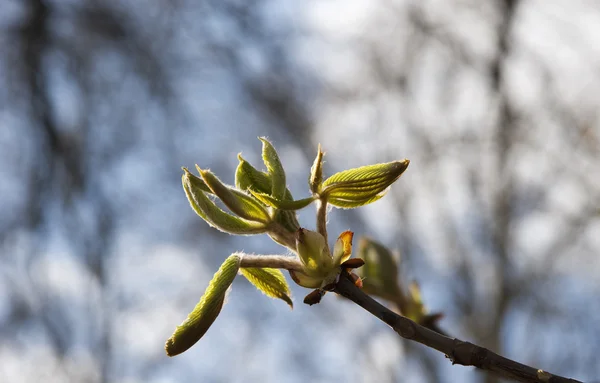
[295,228,332,275]
[309,144,324,194]
[289,269,324,289]
[183,169,268,235]
[321,160,410,208]
[303,289,325,305]
[340,258,365,269]
[348,271,363,288]
[165,255,240,356]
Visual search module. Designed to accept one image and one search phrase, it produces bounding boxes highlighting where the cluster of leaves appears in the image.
[166,137,410,356]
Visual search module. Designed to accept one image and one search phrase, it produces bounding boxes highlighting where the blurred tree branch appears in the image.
[333,271,582,383]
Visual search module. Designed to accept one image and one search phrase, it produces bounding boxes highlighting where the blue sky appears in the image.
[1,1,599,382]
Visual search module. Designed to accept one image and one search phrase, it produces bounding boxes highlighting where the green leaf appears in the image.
[197,166,271,224]
[323,179,394,198]
[322,160,409,188]
[235,153,300,233]
[321,160,409,208]
[309,144,324,194]
[235,153,299,232]
[165,255,240,356]
[183,169,268,235]
[183,168,213,194]
[327,194,385,209]
[240,267,293,308]
[249,191,315,211]
[259,137,286,199]
[355,237,402,301]
[235,154,272,193]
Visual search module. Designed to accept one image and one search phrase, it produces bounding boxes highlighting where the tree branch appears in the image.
[315,199,328,246]
[332,271,582,383]
[238,253,303,271]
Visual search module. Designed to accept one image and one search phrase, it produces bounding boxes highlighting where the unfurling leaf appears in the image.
[259,137,287,200]
[197,166,271,224]
[309,144,324,194]
[165,255,240,356]
[240,267,293,308]
[236,152,300,233]
[235,154,272,193]
[183,168,213,194]
[321,160,409,208]
[183,169,268,235]
[249,191,315,211]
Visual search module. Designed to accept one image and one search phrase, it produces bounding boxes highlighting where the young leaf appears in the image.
[183,168,213,194]
[165,255,240,356]
[240,267,293,308]
[183,169,268,235]
[236,154,300,232]
[259,137,286,199]
[321,160,409,208]
[327,194,385,209]
[197,166,271,224]
[235,154,272,193]
[322,160,409,188]
[249,191,315,211]
[309,144,324,194]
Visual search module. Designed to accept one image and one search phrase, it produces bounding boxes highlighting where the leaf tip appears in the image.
[258,136,270,146]
[284,295,294,310]
[165,337,178,357]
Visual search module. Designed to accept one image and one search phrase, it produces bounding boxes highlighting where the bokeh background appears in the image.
[1,1,599,382]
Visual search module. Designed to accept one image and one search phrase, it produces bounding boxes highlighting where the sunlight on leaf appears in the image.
[165,255,240,356]
[240,267,293,308]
